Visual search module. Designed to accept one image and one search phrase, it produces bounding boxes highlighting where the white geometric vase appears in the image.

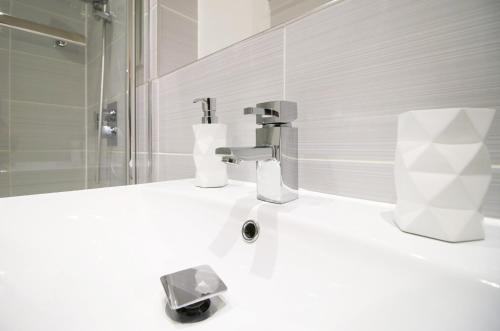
[394,108,496,242]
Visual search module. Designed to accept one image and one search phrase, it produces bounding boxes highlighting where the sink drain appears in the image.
[242,220,259,243]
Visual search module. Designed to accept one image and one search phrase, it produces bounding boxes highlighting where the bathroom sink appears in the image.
[0,180,499,330]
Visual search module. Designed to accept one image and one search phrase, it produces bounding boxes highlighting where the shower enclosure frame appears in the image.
[127,0,153,185]
[126,0,137,185]
[92,0,150,186]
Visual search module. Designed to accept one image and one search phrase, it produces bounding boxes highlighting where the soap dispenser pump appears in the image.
[192,97,228,188]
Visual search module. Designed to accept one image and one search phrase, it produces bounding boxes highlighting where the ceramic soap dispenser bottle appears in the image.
[192,97,228,187]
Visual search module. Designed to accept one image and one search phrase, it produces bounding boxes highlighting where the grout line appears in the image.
[282,27,286,99]
[159,4,197,24]
[153,0,344,79]
[87,33,126,64]
[10,99,85,109]
[7,17,12,196]
[150,153,500,169]
[12,1,86,28]
[155,152,192,156]
[10,49,85,66]
[300,158,394,165]
[84,2,88,190]
[7,149,88,153]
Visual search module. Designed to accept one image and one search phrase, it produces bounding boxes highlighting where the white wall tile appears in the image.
[157,28,284,156]
[159,0,197,20]
[286,0,500,163]
[299,159,395,202]
[284,0,500,216]
[484,168,500,217]
[154,153,194,181]
[153,0,500,217]
[157,5,197,76]
[136,84,148,153]
[149,4,158,79]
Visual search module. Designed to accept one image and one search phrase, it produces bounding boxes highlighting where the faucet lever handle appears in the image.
[244,100,297,125]
[244,107,279,117]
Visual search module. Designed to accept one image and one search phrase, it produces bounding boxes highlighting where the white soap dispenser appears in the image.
[192,97,228,187]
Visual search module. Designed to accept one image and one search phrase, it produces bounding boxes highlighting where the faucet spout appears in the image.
[214,100,298,204]
[215,146,274,163]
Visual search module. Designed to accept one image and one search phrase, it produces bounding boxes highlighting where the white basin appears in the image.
[0,179,499,330]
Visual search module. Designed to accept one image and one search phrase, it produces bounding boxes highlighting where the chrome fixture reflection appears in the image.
[160,265,227,322]
[216,101,298,204]
[242,220,259,243]
[54,40,68,47]
[96,102,118,146]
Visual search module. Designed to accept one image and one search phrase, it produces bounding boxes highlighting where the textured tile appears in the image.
[157,28,284,156]
[11,150,85,196]
[136,84,149,153]
[286,0,500,163]
[86,57,101,108]
[0,99,8,151]
[105,36,127,100]
[0,0,10,50]
[149,4,158,79]
[12,52,85,107]
[87,37,128,106]
[484,168,500,218]
[86,2,127,63]
[270,0,331,26]
[151,78,160,153]
[299,159,395,203]
[0,151,9,197]
[159,0,197,20]
[87,151,127,189]
[0,49,8,151]
[11,2,85,64]
[0,49,8,98]
[299,158,500,218]
[14,0,85,22]
[154,153,194,181]
[136,152,151,184]
[11,101,85,151]
[158,5,197,76]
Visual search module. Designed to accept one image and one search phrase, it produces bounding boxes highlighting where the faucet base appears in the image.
[257,194,298,204]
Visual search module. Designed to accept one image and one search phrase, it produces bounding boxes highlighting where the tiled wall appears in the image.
[0,0,86,196]
[156,0,197,76]
[152,0,500,217]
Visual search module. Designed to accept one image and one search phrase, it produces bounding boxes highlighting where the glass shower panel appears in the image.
[86,0,129,189]
[0,0,130,197]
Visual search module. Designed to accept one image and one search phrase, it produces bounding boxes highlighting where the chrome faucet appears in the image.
[216,101,298,204]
